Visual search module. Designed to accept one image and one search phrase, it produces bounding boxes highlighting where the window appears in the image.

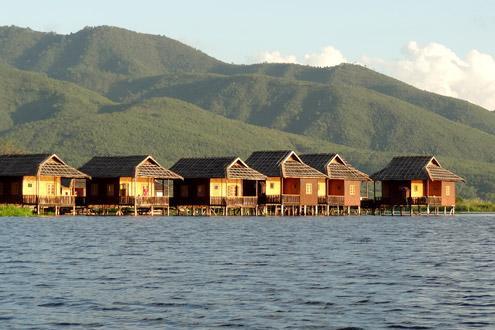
[305,183,312,194]
[349,184,356,196]
[228,185,239,197]
[120,183,129,197]
[46,183,55,195]
[180,185,189,198]
[107,184,115,197]
[27,183,33,188]
[214,185,219,190]
[197,184,206,197]
[91,183,99,196]
[270,182,275,189]
[414,185,418,192]
[445,185,450,196]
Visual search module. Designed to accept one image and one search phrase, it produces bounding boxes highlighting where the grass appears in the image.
[456,199,495,213]
[0,205,34,216]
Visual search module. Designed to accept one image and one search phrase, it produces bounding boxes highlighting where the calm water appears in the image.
[0,215,494,329]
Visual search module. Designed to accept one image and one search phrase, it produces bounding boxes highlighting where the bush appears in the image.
[0,205,34,216]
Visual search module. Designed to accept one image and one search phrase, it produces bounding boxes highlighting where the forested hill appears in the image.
[0,25,494,200]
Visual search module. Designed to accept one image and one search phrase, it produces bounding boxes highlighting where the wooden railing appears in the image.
[260,194,300,205]
[373,196,443,206]
[317,195,345,205]
[83,196,169,206]
[209,196,258,206]
[264,195,281,204]
[327,195,345,206]
[282,194,300,205]
[0,195,75,206]
[409,196,442,206]
[136,196,169,206]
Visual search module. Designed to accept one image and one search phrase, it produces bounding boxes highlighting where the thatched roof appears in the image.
[301,153,371,181]
[371,156,464,182]
[80,155,182,179]
[0,154,88,178]
[170,157,266,180]
[246,151,327,178]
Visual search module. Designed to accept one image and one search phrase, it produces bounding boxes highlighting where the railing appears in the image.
[209,196,259,206]
[83,196,169,206]
[136,196,169,206]
[373,196,443,207]
[264,195,281,204]
[260,194,301,205]
[282,194,300,205]
[0,195,75,206]
[327,195,345,206]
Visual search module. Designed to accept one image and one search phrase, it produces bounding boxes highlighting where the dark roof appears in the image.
[301,153,371,181]
[371,156,464,182]
[170,157,266,180]
[80,155,182,179]
[246,150,327,178]
[0,154,88,178]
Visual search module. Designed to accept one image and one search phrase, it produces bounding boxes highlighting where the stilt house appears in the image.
[170,157,266,215]
[371,156,464,208]
[246,151,327,215]
[80,155,182,214]
[300,153,371,212]
[0,154,89,214]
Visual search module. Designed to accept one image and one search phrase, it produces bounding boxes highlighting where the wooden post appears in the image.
[133,177,137,216]
[36,175,40,215]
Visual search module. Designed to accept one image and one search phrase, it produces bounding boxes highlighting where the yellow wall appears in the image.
[210,178,242,197]
[411,180,424,197]
[120,177,156,196]
[266,177,281,195]
[22,176,63,196]
[317,179,326,197]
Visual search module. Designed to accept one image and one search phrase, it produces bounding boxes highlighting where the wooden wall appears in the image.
[299,178,318,205]
[344,180,361,206]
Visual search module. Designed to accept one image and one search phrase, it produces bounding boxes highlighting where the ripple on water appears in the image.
[0,215,493,329]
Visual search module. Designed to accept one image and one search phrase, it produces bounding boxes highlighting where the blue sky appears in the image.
[1,0,495,109]
[0,0,492,62]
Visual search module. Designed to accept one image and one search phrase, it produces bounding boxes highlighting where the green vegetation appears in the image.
[109,72,495,163]
[456,199,495,213]
[0,25,494,201]
[0,205,33,216]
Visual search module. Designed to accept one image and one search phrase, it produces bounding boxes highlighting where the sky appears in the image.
[1,0,495,110]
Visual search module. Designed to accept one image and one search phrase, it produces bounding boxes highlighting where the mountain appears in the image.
[0,25,220,92]
[108,72,495,163]
[0,26,494,200]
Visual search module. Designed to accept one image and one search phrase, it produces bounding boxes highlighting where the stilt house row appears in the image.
[0,152,465,216]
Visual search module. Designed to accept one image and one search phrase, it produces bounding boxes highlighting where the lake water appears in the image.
[0,215,494,329]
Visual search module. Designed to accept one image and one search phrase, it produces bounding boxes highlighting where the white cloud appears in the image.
[361,41,495,110]
[255,51,297,64]
[303,46,347,67]
[254,46,347,67]
[254,42,495,110]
